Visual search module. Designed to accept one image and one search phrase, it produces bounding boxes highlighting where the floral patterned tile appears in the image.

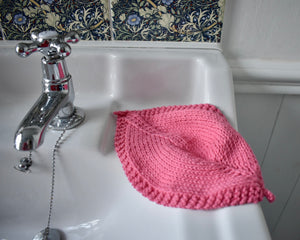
[0,0,225,42]
[0,0,111,40]
[111,0,225,42]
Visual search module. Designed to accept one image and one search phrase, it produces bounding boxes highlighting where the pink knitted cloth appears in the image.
[114,104,275,210]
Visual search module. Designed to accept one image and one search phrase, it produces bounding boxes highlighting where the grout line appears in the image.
[271,172,300,233]
[260,95,285,167]
[108,0,115,41]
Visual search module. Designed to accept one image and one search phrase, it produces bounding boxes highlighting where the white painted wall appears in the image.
[222,0,300,61]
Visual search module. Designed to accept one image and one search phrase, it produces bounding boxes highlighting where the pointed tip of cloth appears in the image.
[114,104,275,210]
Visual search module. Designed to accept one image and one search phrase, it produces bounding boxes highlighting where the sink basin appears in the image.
[0,43,271,240]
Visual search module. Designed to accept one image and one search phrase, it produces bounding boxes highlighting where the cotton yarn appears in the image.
[114,104,275,210]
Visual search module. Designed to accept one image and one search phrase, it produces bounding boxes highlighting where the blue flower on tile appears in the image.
[44,0,54,4]
[127,14,141,26]
[13,14,26,25]
[162,0,174,5]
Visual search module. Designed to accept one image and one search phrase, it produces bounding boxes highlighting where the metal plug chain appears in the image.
[43,110,77,240]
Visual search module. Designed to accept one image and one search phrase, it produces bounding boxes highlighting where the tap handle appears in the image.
[16,31,80,58]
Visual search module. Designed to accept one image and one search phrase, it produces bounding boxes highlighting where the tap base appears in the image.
[48,107,85,131]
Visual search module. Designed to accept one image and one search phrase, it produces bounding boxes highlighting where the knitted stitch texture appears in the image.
[114,104,275,210]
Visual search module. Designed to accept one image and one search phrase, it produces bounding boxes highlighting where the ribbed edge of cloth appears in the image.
[114,104,275,210]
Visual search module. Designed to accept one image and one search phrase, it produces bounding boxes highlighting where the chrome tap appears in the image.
[14,31,85,151]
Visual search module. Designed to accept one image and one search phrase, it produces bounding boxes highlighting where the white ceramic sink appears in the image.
[0,43,271,240]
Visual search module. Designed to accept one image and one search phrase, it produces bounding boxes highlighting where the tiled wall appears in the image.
[0,0,225,42]
[235,93,300,240]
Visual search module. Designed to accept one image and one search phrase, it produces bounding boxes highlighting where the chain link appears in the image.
[43,110,77,240]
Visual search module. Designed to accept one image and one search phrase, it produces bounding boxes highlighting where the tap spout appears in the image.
[14,91,72,151]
